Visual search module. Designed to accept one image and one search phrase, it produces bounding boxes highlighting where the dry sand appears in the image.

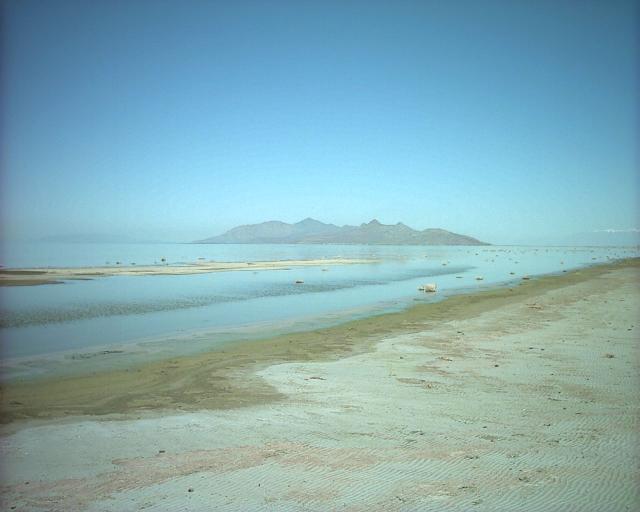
[0,258,376,286]
[0,259,638,511]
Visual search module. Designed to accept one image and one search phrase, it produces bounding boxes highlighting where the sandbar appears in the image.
[0,258,377,286]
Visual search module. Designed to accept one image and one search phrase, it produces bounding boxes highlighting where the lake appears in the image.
[1,242,637,380]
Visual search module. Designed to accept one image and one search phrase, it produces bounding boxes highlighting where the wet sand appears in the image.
[0,259,638,511]
[0,258,376,286]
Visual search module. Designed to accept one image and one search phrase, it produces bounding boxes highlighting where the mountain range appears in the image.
[195,218,488,245]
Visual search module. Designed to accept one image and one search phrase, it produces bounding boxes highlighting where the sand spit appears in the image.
[0,258,376,286]
[0,259,638,511]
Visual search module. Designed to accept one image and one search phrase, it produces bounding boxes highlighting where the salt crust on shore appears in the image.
[1,262,638,511]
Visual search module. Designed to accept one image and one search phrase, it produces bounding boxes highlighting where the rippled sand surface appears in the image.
[1,260,638,511]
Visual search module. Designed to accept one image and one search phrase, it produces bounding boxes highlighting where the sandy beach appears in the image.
[1,259,638,511]
[0,258,377,286]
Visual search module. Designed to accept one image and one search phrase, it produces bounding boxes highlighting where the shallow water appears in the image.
[1,243,637,379]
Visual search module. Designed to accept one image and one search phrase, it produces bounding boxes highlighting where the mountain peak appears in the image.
[368,219,381,225]
[296,217,323,225]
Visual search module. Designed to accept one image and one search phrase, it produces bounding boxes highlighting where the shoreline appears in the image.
[0,257,377,286]
[0,259,614,362]
[1,257,637,426]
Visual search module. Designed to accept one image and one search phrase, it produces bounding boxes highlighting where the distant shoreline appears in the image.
[0,258,378,287]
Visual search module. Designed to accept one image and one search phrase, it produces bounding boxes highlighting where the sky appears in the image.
[1,0,638,245]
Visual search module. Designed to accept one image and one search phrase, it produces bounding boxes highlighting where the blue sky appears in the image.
[1,0,638,244]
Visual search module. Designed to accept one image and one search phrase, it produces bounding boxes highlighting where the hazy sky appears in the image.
[1,0,638,244]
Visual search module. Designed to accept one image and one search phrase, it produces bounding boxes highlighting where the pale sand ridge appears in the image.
[0,258,376,286]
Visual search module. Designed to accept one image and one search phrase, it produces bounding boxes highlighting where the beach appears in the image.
[1,259,638,511]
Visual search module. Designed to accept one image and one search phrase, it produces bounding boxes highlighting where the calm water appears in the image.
[1,242,637,380]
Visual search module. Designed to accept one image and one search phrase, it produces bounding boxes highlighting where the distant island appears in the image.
[195,218,489,245]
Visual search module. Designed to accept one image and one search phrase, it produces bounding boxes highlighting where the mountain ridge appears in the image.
[195,219,489,245]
